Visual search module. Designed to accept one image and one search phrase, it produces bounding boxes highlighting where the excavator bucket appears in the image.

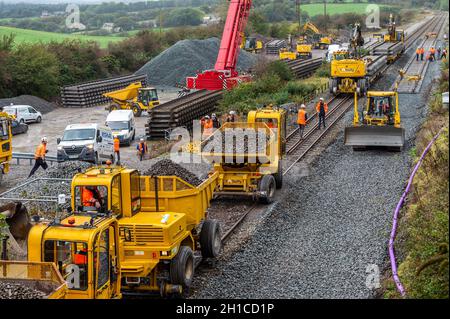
[344,125,405,151]
[0,202,32,240]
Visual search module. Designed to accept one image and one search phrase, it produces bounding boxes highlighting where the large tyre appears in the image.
[170,246,194,288]
[200,219,222,258]
[258,174,276,204]
[273,161,283,189]
[36,116,42,123]
[132,104,142,117]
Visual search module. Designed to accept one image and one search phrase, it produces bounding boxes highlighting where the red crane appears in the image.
[186,0,252,91]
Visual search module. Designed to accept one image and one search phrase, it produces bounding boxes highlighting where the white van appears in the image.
[57,124,114,164]
[105,110,136,146]
[3,104,43,124]
[326,44,344,62]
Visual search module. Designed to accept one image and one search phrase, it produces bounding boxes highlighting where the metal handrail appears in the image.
[12,152,60,165]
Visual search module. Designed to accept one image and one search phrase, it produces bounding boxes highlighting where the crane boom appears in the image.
[215,0,252,71]
[186,0,252,91]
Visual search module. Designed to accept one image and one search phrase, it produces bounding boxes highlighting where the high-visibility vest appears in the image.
[430,48,435,54]
[137,142,147,153]
[82,188,95,206]
[34,143,46,159]
[297,109,307,125]
[203,120,213,136]
[416,48,421,54]
[114,138,120,152]
[316,102,328,114]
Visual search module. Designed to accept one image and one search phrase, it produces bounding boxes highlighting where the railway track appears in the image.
[394,13,448,93]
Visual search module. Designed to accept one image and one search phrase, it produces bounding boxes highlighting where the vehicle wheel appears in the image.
[200,219,222,258]
[19,119,25,124]
[94,152,99,164]
[273,161,283,189]
[170,246,194,288]
[258,174,276,204]
[36,116,42,123]
[132,104,142,117]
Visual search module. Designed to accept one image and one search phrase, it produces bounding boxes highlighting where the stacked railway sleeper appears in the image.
[284,58,323,79]
[265,39,287,54]
[145,90,223,139]
[60,74,147,108]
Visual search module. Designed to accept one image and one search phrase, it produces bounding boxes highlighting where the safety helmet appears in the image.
[205,115,210,119]
[140,138,144,142]
[300,104,306,109]
[319,97,324,101]
[211,113,217,118]
[41,136,48,143]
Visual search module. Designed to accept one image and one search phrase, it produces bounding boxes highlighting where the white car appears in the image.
[3,105,43,124]
[57,123,114,164]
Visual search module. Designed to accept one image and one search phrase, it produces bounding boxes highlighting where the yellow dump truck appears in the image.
[20,165,220,298]
[0,111,13,185]
[279,48,298,60]
[0,261,67,299]
[103,82,160,117]
[241,36,263,53]
[200,106,286,203]
[297,43,312,60]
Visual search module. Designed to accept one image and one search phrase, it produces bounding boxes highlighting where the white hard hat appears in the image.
[140,138,144,142]
[212,113,216,117]
[41,136,48,143]
[300,104,306,108]
[319,97,324,101]
[205,115,210,119]
[229,110,236,115]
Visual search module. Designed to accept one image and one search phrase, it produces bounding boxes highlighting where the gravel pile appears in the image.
[35,161,93,179]
[0,281,47,299]
[143,159,203,186]
[135,38,258,86]
[191,36,444,299]
[0,95,57,114]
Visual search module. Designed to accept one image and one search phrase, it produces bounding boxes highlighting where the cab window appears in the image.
[130,171,141,215]
[44,240,88,291]
[74,185,108,212]
[0,119,10,139]
[111,176,121,216]
[94,229,110,289]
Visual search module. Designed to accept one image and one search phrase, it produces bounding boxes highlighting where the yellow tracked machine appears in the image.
[103,82,160,117]
[344,90,405,151]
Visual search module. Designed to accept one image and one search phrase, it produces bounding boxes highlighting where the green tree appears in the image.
[7,44,60,99]
[164,8,204,27]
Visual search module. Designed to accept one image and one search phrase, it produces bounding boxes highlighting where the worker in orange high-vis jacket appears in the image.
[316,97,328,130]
[416,47,420,61]
[203,115,213,138]
[113,135,120,165]
[136,138,148,161]
[297,104,308,139]
[28,137,49,178]
[420,47,425,61]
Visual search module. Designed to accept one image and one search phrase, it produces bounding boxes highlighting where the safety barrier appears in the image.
[12,152,60,165]
[389,127,445,296]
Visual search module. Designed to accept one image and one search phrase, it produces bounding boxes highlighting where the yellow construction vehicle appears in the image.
[344,90,405,151]
[200,106,286,203]
[241,36,263,53]
[103,82,160,117]
[384,14,405,43]
[4,164,221,298]
[296,42,313,60]
[0,111,13,185]
[279,47,298,60]
[301,22,332,50]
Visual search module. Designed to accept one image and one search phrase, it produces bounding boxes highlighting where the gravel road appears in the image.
[191,29,447,299]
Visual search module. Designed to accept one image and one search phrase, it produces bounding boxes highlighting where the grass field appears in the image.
[0,26,125,48]
[301,3,391,17]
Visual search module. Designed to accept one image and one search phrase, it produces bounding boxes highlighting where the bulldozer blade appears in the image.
[0,202,32,241]
[344,126,405,150]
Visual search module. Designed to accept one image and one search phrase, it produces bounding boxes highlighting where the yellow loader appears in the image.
[344,90,405,151]
[103,82,160,117]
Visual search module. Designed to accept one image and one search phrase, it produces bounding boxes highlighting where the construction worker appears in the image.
[430,47,436,61]
[267,118,275,129]
[437,47,442,60]
[203,115,213,138]
[28,137,48,178]
[211,113,221,129]
[136,138,148,161]
[297,104,307,139]
[316,98,328,130]
[200,116,206,131]
[226,110,236,123]
[420,47,425,61]
[82,186,101,209]
[416,47,420,61]
[113,135,120,165]
[441,48,447,60]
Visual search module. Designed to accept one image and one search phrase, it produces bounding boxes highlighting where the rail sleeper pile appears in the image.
[265,39,287,54]
[60,74,147,108]
[145,90,223,140]
[284,58,323,78]
[370,42,404,57]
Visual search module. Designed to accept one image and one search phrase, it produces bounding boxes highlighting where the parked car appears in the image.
[3,105,43,124]
[57,123,114,164]
[11,120,28,135]
[105,110,136,146]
